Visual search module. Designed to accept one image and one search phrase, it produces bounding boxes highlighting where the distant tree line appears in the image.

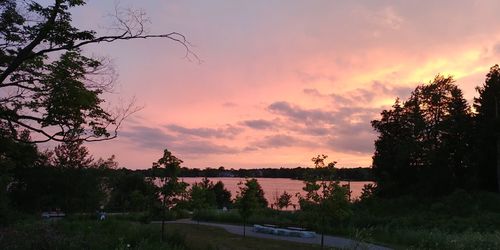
[372,65,500,197]
[140,166,373,181]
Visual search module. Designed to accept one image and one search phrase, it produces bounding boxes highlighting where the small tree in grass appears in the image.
[235,178,267,237]
[297,154,351,249]
[152,148,187,242]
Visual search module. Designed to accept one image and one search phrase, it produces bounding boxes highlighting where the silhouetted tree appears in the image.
[0,0,196,143]
[474,65,500,192]
[372,75,473,196]
[211,180,232,209]
[189,177,217,211]
[53,137,94,168]
[371,99,417,196]
[152,148,187,242]
[94,155,119,169]
[275,191,292,211]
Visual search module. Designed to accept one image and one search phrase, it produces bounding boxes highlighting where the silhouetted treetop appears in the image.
[0,0,196,143]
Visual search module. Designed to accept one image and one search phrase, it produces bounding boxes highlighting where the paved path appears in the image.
[154,219,392,250]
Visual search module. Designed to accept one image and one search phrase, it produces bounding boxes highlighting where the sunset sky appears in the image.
[71,0,500,169]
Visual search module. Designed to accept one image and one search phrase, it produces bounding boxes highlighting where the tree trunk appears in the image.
[496,96,500,193]
[321,233,324,249]
[320,214,325,249]
[161,214,165,242]
[161,195,166,242]
[243,218,246,237]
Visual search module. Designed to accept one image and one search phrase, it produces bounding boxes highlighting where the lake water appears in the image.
[179,177,373,208]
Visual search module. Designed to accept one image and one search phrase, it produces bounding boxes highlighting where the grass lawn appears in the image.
[164,223,325,250]
[0,218,328,250]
